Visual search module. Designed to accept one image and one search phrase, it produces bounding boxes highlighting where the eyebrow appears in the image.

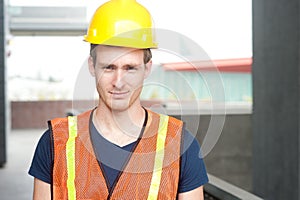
[98,62,143,67]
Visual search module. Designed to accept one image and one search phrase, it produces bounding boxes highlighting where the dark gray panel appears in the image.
[0,0,7,167]
[252,0,300,199]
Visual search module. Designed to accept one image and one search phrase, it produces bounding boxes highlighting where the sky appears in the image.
[8,0,252,60]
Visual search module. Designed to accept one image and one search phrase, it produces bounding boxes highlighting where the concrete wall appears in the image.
[11,100,97,129]
[10,100,158,129]
[173,114,252,192]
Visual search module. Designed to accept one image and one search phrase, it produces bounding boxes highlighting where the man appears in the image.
[29,0,208,199]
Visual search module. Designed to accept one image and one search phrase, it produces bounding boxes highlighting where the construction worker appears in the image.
[29,0,208,199]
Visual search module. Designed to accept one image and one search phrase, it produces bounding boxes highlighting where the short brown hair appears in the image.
[90,44,152,67]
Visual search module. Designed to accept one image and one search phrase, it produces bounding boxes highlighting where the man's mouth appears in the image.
[109,91,130,98]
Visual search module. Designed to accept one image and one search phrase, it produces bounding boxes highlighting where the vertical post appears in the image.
[252,0,300,199]
[0,0,8,167]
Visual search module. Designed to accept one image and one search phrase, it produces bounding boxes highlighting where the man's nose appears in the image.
[112,69,125,88]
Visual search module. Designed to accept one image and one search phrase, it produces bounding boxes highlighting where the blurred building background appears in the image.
[1,0,299,199]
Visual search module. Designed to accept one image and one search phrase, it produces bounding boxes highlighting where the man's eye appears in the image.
[103,65,115,70]
[126,66,137,71]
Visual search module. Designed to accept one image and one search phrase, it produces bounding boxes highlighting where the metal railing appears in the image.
[204,174,263,200]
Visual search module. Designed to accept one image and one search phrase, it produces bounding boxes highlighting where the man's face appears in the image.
[88,45,152,111]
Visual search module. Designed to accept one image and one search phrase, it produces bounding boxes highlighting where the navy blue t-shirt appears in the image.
[29,116,208,193]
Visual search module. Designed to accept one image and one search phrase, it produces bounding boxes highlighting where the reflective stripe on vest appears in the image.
[66,116,78,200]
[65,114,170,200]
[147,114,169,200]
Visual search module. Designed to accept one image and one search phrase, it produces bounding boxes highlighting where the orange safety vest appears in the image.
[50,109,183,200]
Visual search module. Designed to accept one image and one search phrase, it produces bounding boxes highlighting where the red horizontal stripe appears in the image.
[162,58,252,73]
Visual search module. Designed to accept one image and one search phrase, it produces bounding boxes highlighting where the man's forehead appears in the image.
[95,45,143,61]
[96,45,142,54]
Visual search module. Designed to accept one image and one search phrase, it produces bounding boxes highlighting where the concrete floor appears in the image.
[0,129,44,200]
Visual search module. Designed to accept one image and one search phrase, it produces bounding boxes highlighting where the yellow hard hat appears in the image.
[84,0,157,49]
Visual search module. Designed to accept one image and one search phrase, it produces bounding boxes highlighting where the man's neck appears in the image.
[93,104,146,147]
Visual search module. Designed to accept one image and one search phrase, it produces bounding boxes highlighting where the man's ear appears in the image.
[88,56,95,77]
[144,60,152,79]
